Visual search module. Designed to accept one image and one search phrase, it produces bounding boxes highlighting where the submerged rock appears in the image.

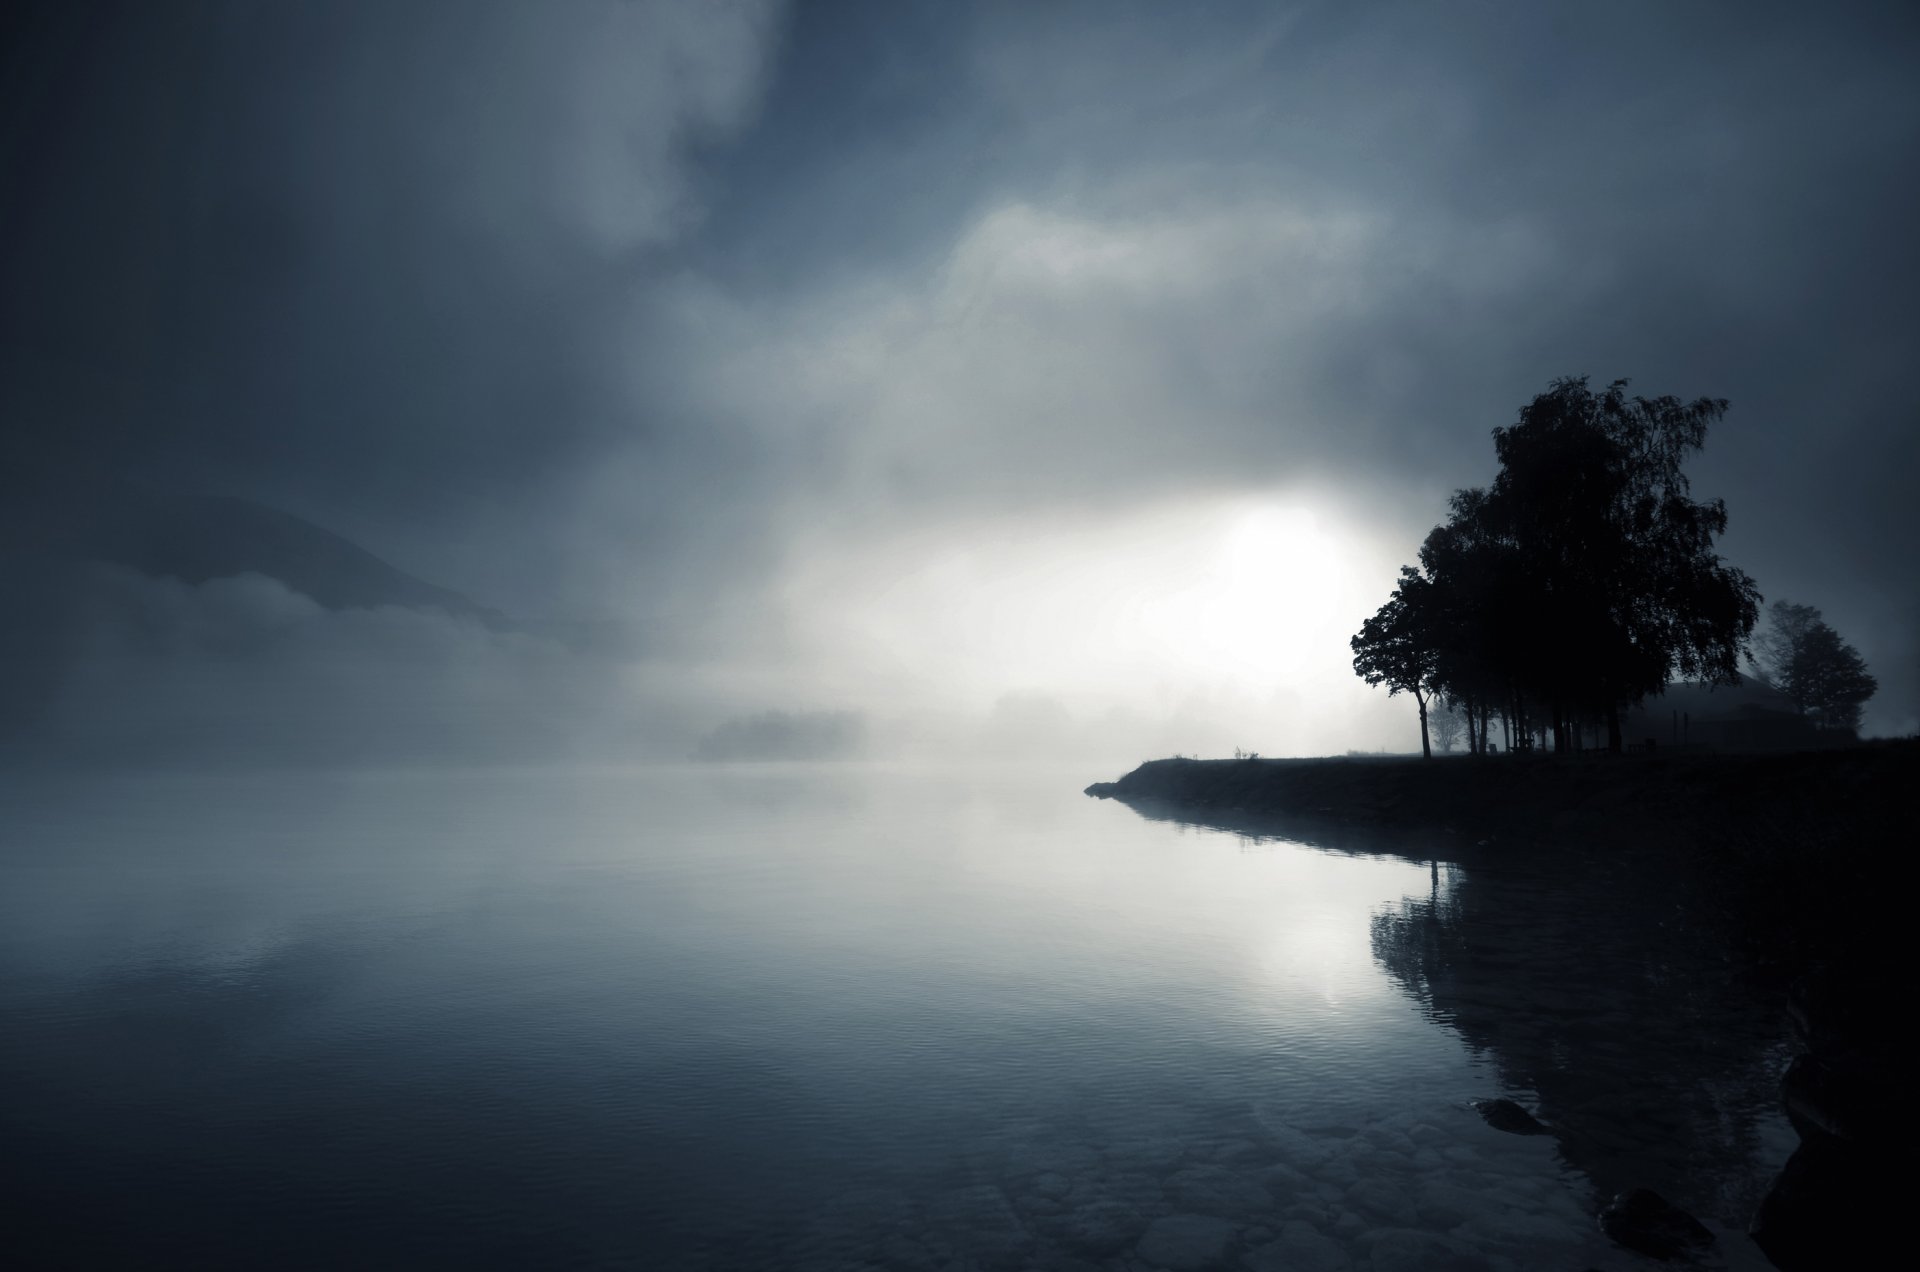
[1050,1198,1149,1258]
[1598,1189,1714,1260]
[1134,1213,1237,1270]
[1164,1163,1273,1217]
[1345,1178,1417,1227]
[1468,1097,1550,1135]
[1243,1221,1352,1272]
[1362,1228,1491,1272]
[924,1184,1031,1260]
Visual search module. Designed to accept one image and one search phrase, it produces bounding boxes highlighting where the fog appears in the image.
[5,0,1917,767]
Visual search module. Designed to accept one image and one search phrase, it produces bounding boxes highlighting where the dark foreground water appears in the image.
[0,765,1792,1270]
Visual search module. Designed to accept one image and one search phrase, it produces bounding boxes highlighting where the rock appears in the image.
[1078,1170,1167,1213]
[1750,1133,1893,1270]
[1781,1053,1879,1145]
[1312,1156,1359,1187]
[1345,1178,1417,1227]
[1134,1213,1237,1270]
[1258,1162,1312,1196]
[1468,1097,1551,1135]
[1051,1198,1150,1258]
[1198,1136,1268,1165]
[1363,1228,1492,1272]
[866,1233,946,1272]
[1002,1140,1102,1179]
[1030,1171,1074,1201]
[1414,1181,1483,1227]
[1253,1122,1337,1170]
[1242,1221,1352,1272]
[1753,960,1903,1270]
[1597,1189,1714,1260]
[1164,1164,1273,1217]
[924,1184,1031,1260]
[1102,1134,1192,1173]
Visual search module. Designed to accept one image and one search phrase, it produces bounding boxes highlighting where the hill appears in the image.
[84,489,504,625]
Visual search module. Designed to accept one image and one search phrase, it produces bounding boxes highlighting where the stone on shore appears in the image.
[1598,1188,1714,1260]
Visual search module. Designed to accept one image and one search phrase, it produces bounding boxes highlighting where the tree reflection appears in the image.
[1368,849,1789,1224]
[1116,795,1792,1228]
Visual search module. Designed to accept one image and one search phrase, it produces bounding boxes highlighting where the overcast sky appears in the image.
[5,0,1917,758]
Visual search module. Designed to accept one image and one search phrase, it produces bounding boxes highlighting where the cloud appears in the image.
[660,192,1578,522]
[7,0,1918,754]
[25,566,648,765]
[610,0,1920,734]
[2,0,785,612]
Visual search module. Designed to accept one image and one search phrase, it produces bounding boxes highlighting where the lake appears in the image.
[0,764,1793,1270]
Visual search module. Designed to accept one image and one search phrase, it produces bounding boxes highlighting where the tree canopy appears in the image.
[1350,566,1440,758]
[1352,376,1761,755]
[1750,600,1877,733]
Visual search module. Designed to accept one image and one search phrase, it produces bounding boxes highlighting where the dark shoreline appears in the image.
[1086,745,1911,848]
[1088,743,1915,1269]
[1090,743,1920,968]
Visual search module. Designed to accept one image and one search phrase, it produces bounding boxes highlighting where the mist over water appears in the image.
[0,764,1789,1269]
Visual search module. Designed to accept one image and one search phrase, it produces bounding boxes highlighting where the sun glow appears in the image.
[780,497,1400,751]
[1139,505,1361,685]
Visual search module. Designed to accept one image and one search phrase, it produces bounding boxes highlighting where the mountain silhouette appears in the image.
[86,489,505,626]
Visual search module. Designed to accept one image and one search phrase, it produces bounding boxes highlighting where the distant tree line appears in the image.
[1352,377,1764,757]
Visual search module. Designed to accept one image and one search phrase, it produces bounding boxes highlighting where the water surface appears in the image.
[0,765,1791,1269]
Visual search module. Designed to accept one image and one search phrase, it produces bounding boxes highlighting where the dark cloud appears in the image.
[5,0,1917,754]
[3,0,778,610]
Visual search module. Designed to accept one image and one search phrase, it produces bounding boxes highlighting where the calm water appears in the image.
[0,765,1793,1270]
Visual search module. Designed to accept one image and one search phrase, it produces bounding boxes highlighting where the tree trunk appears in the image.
[1606,700,1622,754]
[1416,690,1431,760]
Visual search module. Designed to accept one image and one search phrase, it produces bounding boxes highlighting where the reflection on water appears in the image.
[1370,855,1793,1225]
[0,766,1788,1269]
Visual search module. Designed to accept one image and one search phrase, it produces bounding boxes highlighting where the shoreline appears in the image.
[1086,744,1912,848]
[1088,743,1915,1270]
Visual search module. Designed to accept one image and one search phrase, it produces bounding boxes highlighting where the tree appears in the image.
[1430,699,1465,753]
[1491,378,1763,750]
[1418,487,1525,756]
[1750,600,1877,733]
[1350,376,1762,755]
[1352,567,1441,758]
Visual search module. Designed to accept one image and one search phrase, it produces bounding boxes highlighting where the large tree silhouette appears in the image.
[1354,377,1761,754]
[1350,566,1441,758]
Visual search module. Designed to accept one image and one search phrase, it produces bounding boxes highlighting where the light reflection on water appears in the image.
[0,765,1790,1269]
